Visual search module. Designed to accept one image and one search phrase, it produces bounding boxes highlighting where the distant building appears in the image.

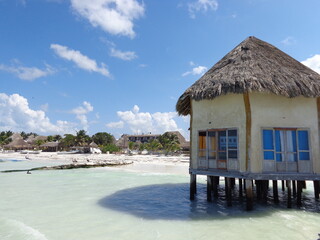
[116,131,190,151]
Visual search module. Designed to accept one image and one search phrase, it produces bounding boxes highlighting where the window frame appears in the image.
[261,127,311,162]
[197,128,239,169]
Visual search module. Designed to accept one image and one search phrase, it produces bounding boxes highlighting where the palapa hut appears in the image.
[40,141,60,152]
[176,36,320,209]
[4,138,32,150]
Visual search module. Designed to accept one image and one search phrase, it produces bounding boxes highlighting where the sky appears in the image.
[1,0,320,139]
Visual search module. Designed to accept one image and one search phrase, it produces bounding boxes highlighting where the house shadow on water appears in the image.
[98,183,278,221]
[98,183,320,220]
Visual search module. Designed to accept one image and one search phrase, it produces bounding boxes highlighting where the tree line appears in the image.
[0,130,181,154]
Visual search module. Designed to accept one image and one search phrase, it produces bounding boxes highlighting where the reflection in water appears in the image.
[99,182,320,221]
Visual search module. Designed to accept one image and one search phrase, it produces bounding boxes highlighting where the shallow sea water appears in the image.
[0,159,320,240]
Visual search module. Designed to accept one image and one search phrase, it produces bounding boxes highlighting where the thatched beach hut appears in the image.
[4,138,32,150]
[176,36,320,209]
[40,141,60,152]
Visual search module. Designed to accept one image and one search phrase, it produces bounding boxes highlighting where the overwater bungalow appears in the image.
[176,36,320,209]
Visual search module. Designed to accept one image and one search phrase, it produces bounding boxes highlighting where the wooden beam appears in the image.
[287,180,292,208]
[314,180,320,199]
[273,180,279,203]
[292,180,297,198]
[297,181,303,207]
[207,176,212,202]
[190,99,193,170]
[239,178,243,198]
[190,174,196,200]
[243,93,252,172]
[226,177,232,206]
[213,176,219,198]
[245,179,253,210]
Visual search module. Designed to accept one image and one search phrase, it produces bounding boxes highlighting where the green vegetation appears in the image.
[0,131,13,146]
[92,132,115,145]
[127,132,180,155]
[100,144,120,153]
[158,132,180,155]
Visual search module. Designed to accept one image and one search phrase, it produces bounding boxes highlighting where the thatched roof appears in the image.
[89,141,98,148]
[40,142,59,147]
[176,36,320,115]
[4,138,31,149]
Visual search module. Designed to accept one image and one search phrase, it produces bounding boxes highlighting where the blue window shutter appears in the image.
[263,130,273,150]
[298,131,309,151]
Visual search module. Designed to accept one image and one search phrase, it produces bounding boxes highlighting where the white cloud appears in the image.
[106,121,124,128]
[0,63,54,81]
[281,36,296,46]
[40,103,49,112]
[110,47,137,61]
[301,54,320,74]
[106,105,181,134]
[70,0,145,38]
[0,93,74,134]
[182,65,208,77]
[71,101,94,130]
[50,43,111,77]
[188,0,218,19]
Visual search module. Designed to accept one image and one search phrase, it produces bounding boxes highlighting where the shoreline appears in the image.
[0,152,190,175]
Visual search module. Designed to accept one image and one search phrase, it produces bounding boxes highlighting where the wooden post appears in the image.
[314,180,320,200]
[230,178,236,189]
[225,177,232,206]
[297,181,303,207]
[243,93,252,173]
[262,180,269,201]
[190,174,196,200]
[281,180,285,191]
[245,179,253,211]
[303,181,307,189]
[256,180,262,200]
[292,181,297,198]
[207,176,212,202]
[286,180,292,208]
[213,176,219,198]
[239,178,243,198]
[273,180,279,203]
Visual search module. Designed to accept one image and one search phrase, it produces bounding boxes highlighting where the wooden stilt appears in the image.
[314,180,320,200]
[286,180,292,208]
[212,176,219,198]
[190,174,196,200]
[256,180,262,200]
[207,176,212,202]
[239,178,243,198]
[230,178,236,189]
[245,179,253,211]
[216,176,220,185]
[303,181,307,189]
[226,177,232,206]
[292,181,297,198]
[262,180,268,201]
[297,181,303,207]
[273,180,279,203]
[281,180,285,191]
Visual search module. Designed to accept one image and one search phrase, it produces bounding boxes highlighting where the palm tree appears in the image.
[75,130,90,146]
[159,132,180,155]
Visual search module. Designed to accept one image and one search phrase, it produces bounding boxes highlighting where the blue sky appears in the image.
[1,0,320,139]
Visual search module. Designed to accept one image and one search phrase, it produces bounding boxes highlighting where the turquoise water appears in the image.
[0,159,320,240]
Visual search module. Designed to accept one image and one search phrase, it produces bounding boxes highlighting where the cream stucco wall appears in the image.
[190,92,320,174]
[191,94,247,171]
[250,92,320,174]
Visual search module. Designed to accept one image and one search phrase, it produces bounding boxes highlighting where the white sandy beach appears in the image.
[0,152,190,174]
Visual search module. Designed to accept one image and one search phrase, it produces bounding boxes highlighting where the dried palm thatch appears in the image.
[4,138,31,149]
[176,36,320,116]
